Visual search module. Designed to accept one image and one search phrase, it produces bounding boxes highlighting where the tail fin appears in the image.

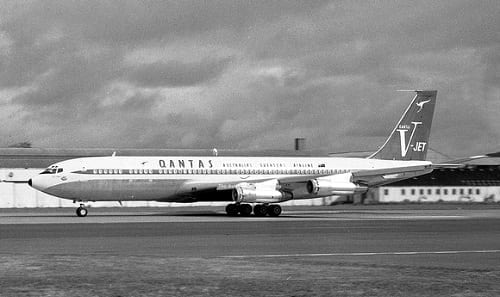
[369,90,437,161]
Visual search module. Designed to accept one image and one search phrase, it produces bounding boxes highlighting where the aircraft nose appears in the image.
[28,175,51,192]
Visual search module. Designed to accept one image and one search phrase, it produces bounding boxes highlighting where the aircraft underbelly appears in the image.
[46,179,185,201]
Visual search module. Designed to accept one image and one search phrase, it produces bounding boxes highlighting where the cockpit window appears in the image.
[41,166,61,174]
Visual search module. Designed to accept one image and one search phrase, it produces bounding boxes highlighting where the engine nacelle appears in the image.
[307,173,367,197]
[232,180,292,203]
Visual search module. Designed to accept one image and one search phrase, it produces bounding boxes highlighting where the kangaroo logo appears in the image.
[396,122,422,157]
[416,99,430,113]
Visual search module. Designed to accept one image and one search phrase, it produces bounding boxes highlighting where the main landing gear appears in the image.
[76,204,88,217]
[225,203,282,217]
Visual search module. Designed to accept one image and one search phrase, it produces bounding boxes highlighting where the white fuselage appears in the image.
[29,156,431,203]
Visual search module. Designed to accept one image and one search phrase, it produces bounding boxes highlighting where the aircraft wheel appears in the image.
[76,207,88,217]
[239,204,252,216]
[253,204,268,217]
[225,204,239,216]
[268,204,282,217]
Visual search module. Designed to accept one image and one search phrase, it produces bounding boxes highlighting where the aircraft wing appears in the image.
[273,164,433,188]
[269,164,433,197]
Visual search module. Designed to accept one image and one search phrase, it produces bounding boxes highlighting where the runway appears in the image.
[1,205,499,296]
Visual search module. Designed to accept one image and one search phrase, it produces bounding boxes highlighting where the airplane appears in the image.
[29,90,439,217]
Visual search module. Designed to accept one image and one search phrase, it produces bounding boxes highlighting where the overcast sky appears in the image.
[0,0,498,157]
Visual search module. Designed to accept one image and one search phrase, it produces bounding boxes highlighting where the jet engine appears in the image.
[307,173,367,197]
[232,180,292,203]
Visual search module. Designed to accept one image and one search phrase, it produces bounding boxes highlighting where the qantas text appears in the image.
[158,159,214,169]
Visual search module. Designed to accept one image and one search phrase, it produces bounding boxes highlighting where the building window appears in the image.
[411,189,415,195]
[459,189,464,195]
[419,189,424,195]
[427,189,432,195]
[436,189,440,195]
[468,189,473,195]
[476,189,480,195]
[452,189,456,195]
[401,189,406,195]
[384,189,389,196]
[444,189,448,195]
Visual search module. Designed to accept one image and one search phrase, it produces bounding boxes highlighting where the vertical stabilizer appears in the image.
[369,90,437,161]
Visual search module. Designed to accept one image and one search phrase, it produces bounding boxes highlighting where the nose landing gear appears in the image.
[76,203,88,217]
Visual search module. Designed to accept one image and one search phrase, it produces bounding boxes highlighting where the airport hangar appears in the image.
[0,148,499,208]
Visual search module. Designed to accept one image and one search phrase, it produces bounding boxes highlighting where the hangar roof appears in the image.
[0,148,319,168]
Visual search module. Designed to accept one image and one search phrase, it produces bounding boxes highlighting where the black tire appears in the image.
[268,205,282,217]
[253,204,268,217]
[225,204,239,216]
[76,207,88,217]
[239,204,252,216]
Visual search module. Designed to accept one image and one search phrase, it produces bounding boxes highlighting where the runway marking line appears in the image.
[222,250,500,258]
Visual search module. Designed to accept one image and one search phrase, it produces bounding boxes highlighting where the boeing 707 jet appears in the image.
[29,90,438,217]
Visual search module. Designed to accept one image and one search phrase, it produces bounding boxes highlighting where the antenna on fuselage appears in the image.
[112,151,116,157]
[212,148,218,157]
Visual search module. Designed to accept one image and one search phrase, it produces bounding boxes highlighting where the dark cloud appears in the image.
[127,57,232,88]
[3,1,330,45]
[14,50,123,107]
[482,45,500,87]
